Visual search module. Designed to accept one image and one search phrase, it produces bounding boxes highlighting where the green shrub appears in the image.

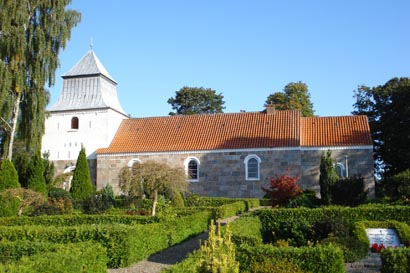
[196,220,239,273]
[330,175,368,206]
[392,170,410,200]
[237,244,345,273]
[0,159,20,190]
[287,189,321,208]
[70,147,94,201]
[229,216,263,246]
[0,193,20,217]
[26,152,48,196]
[0,241,107,273]
[247,257,306,273]
[381,247,410,273]
[211,201,247,220]
[321,236,368,262]
[171,190,186,208]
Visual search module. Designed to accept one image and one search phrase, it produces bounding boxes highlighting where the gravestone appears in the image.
[365,228,401,247]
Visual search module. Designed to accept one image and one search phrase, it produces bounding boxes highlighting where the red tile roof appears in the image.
[97,111,372,155]
[301,115,372,147]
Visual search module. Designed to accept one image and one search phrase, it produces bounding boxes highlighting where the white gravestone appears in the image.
[365,228,401,247]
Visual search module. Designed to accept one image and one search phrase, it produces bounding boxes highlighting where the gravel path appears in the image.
[108,215,239,273]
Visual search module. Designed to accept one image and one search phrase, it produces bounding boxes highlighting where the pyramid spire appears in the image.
[48,51,126,115]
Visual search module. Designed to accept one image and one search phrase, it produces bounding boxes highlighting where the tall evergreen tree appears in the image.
[0,159,20,191]
[0,0,81,160]
[27,152,47,196]
[265,81,315,117]
[319,150,339,205]
[70,147,94,201]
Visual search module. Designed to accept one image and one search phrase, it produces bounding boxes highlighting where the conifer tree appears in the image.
[70,147,94,201]
[0,1,81,159]
[319,150,339,205]
[0,159,20,191]
[27,152,48,196]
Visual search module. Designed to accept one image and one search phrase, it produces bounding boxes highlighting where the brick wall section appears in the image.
[96,147,374,198]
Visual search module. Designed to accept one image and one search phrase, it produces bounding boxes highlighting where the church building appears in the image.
[42,50,375,198]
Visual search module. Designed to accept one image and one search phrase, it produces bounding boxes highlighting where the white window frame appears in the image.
[184,157,200,182]
[244,155,261,181]
[127,158,141,168]
[336,162,346,178]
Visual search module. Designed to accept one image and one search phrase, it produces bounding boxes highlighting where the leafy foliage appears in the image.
[265,81,314,117]
[70,147,94,201]
[0,188,46,216]
[119,160,188,216]
[0,0,81,159]
[167,86,225,115]
[383,170,410,201]
[353,77,410,177]
[262,174,302,207]
[330,175,368,206]
[0,159,20,190]
[319,150,339,205]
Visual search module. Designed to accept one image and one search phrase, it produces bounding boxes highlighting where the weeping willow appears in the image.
[0,0,81,159]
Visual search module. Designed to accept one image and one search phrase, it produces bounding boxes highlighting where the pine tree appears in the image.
[319,150,339,205]
[27,152,48,196]
[70,147,94,201]
[0,159,20,191]
[0,1,81,159]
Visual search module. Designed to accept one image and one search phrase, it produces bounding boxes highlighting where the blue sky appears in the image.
[49,0,410,118]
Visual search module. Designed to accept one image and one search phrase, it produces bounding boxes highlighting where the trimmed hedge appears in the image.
[0,214,159,226]
[0,210,212,268]
[381,247,410,273]
[0,241,107,273]
[237,244,345,273]
[229,215,263,246]
[255,205,410,236]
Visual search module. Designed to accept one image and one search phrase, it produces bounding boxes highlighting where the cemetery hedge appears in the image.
[381,248,410,273]
[0,198,255,269]
[0,241,107,273]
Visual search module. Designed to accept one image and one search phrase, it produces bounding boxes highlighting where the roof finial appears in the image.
[90,37,93,51]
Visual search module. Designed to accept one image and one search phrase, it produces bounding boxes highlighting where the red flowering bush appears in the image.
[262,174,302,207]
[370,243,386,253]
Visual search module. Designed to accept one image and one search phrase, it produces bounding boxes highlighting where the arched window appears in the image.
[184,157,200,182]
[71,117,79,129]
[336,162,346,178]
[127,158,141,168]
[244,155,261,180]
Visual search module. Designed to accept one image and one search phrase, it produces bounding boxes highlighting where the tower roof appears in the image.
[62,50,116,83]
[48,50,126,115]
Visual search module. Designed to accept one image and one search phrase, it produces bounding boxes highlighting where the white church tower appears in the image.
[42,50,128,180]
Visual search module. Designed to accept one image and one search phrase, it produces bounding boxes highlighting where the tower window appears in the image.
[71,117,79,129]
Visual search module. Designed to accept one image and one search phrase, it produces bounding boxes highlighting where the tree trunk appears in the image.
[6,91,21,160]
[151,190,158,216]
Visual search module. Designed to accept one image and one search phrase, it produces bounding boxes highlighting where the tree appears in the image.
[265,81,314,117]
[0,159,20,190]
[27,151,48,196]
[353,77,410,178]
[0,188,46,216]
[0,0,81,160]
[167,86,225,115]
[262,174,302,207]
[119,160,188,216]
[319,150,339,205]
[70,147,94,201]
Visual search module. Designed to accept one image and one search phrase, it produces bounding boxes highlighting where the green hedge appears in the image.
[0,210,211,268]
[229,215,263,246]
[381,247,410,273]
[0,214,159,226]
[255,205,410,236]
[237,244,345,273]
[0,241,107,273]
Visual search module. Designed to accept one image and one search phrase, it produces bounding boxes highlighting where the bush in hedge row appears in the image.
[236,244,345,273]
[211,201,247,220]
[381,247,410,273]
[0,241,107,273]
[229,216,263,246]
